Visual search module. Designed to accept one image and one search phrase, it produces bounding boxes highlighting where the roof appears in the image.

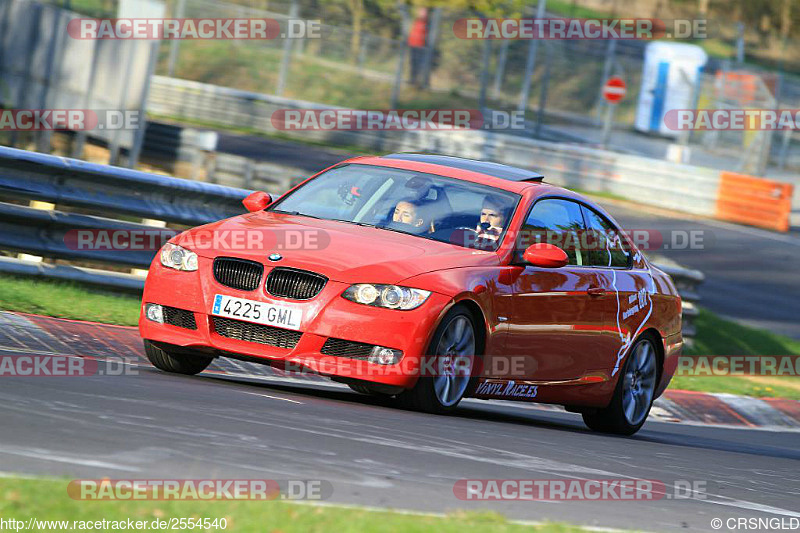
[381,153,544,183]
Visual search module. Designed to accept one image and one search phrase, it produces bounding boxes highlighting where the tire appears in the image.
[582,336,659,436]
[143,340,214,376]
[396,305,479,414]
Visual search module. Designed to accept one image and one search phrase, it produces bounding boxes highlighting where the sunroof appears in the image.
[382,153,544,182]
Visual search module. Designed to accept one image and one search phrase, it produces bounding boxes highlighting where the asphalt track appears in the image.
[216,132,800,339]
[3,359,799,531]
[1,314,798,532]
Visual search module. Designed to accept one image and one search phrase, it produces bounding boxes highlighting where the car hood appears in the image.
[174,211,499,284]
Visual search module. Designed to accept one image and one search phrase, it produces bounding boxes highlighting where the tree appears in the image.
[780,0,792,41]
[350,0,365,60]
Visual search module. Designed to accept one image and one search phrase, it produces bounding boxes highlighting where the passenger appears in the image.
[393,199,435,233]
[393,200,425,228]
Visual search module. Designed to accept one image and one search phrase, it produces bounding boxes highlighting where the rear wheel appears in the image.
[144,340,214,375]
[396,306,478,414]
[582,336,659,435]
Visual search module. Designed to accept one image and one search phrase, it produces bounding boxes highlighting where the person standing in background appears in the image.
[407,7,428,88]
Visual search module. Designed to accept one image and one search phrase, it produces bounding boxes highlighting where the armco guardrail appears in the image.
[0,202,164,269]
[0,145,252,290]
[0,145,246,226]
[0,145,703,341]
[150,75,793,232]
[140,120,314,190]
[651,257,705,343]
[143,121,209,166]
[208,153,307,193]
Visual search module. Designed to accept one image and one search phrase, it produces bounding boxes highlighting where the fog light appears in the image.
[369,346,402,365]
[145,303,164,324]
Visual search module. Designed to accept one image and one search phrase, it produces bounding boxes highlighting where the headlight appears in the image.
[342,284,430,310]
[160,243,198,271]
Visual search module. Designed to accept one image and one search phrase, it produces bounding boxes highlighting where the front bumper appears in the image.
[139,257,451,388]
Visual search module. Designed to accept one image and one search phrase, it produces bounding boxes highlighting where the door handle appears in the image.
[587,287,606,296]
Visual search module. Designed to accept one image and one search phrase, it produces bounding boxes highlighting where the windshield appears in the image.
[268,164,520,251]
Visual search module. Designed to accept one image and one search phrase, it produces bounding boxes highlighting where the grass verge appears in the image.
[0,477,583,533]
[672,308,800,400]
[0,274,798,400]
[0,274,141,327]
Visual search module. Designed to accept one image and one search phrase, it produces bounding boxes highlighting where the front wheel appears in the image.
[144,340,214,375]
[396,306,478,414]
[582,336,659,436]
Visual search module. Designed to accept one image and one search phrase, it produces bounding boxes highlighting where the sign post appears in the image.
[601,76,626,148]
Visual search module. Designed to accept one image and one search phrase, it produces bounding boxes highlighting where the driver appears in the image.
[476,196,506,242]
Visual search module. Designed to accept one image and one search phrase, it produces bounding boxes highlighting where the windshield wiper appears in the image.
[271,210,322,220]
[372,223,414,237]
[330,219,406,234]
[327,218,377,228]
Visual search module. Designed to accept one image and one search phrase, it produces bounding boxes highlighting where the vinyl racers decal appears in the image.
[474,380,539,399]
[608,245,656,378]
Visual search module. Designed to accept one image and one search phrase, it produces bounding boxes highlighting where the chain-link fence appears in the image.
[157,0,402,107]
[156,0,652,126]
[142,0,800,176]
[25,0,800,178]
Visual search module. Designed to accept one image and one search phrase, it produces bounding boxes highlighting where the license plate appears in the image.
[212,294,302,330]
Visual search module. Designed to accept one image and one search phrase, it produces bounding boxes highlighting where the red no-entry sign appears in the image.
[602,77,627,104]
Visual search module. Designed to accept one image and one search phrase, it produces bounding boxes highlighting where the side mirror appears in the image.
[522,243,568,268]
[242,191,272,212]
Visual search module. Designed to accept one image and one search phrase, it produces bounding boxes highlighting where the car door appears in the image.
[580,205,652,377]
[502,198,612,382]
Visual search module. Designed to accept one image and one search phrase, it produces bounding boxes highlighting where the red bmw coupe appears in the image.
[140,154,682,435]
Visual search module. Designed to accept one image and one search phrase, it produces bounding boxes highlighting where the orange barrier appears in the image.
[715,71,758,104]
[715,171,794,232]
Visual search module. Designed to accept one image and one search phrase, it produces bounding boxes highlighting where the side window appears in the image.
[517,199,585,266]
[581,206,631,268]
